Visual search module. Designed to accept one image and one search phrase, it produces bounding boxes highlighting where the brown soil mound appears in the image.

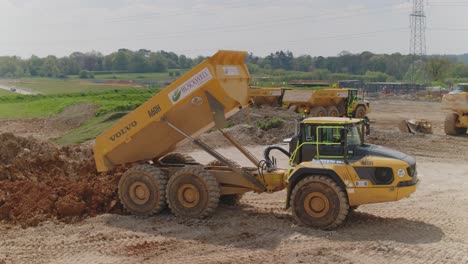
[182,106,299,150]
[0,133,124,227]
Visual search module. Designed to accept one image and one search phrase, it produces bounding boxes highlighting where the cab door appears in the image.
[315,126,346,160]
[297,124,346,162]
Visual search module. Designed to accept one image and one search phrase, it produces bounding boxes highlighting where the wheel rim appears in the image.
[357,109,365,118]
[177,184,200,208]
[129,181,151,205]
[318,112,326,117]
[304,192,330,218]
[330,111,338,117]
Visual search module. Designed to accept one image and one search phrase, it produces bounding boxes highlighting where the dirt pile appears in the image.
[183,106,299,150]
[0,133,124,227]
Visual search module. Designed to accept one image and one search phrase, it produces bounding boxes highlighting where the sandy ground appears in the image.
[1,99,468,264]
[368,99,448,135]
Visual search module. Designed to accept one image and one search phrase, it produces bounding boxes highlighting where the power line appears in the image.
[170,27,409,55]
[41,1,408,28]
[2,4,410,46]
[410,0,427,56]
[428,27,468,31]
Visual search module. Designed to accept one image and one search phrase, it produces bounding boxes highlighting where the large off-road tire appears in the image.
[310,106,327,117]
[118,164,168,216]
[354,105,366,118]
[206,160,244,205]
[166,167,220,218]
[159,152,197,165]
[327,106,340,117]
[291,175,349,230]
[444,113,467,136]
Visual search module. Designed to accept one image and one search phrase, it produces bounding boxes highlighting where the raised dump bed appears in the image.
[442,91,468,112]
[94,51,250,172]
[283,89,349,105]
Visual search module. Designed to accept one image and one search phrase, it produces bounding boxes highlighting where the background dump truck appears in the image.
[282,88,370,118]
[442,84,468,136]
[250,87,370,118]
[94,50,417,230]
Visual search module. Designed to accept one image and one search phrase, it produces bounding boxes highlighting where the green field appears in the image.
[0,71,180,96]
[0,89,13,96]
[0,88,158,119]
[53,112,128,145]
[10,80,139,94]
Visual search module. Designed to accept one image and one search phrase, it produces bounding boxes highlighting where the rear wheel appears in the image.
[166,167,220,218]
[291,175,349,230]
[310,106,327,117]
[444,112,467,135]
[327,106,339,117]
[354,105,366,118]
[118,164,168,216]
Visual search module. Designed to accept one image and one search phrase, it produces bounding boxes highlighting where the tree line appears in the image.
[1,48,468,84]
[247,51,468,84]
[0,49,207,79]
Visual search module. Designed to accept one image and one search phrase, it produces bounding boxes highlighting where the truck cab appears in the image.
[286,117,418,228]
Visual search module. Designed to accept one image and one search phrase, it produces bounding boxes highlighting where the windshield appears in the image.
[452,85,468,94]
[347,126,362,146]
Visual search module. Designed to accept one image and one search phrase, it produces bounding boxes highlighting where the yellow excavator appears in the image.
[94,50,418,229]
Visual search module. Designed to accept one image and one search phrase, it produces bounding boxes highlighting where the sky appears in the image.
[0,0,467,58]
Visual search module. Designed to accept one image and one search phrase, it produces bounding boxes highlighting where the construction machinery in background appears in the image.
[94,50,417,230]
[442,84,468,136]
[250,86,370,118]
[398,119,433,134]
[282,88,369,118]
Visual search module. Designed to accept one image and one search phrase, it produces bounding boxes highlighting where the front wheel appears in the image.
[354,105,366,118]
[291,175,349,230]
[444,112,467,136]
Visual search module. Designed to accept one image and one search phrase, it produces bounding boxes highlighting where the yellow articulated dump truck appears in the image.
[249,87,370,118]
[282,88,370,118]
[442,84,468,136]
[94,50,418,230]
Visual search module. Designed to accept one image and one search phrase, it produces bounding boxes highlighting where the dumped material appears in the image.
[180,105,299,150]
[0,133,124,227]
[398,119,433,134]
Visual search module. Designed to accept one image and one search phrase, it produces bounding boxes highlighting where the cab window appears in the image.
[316,126,345,159]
